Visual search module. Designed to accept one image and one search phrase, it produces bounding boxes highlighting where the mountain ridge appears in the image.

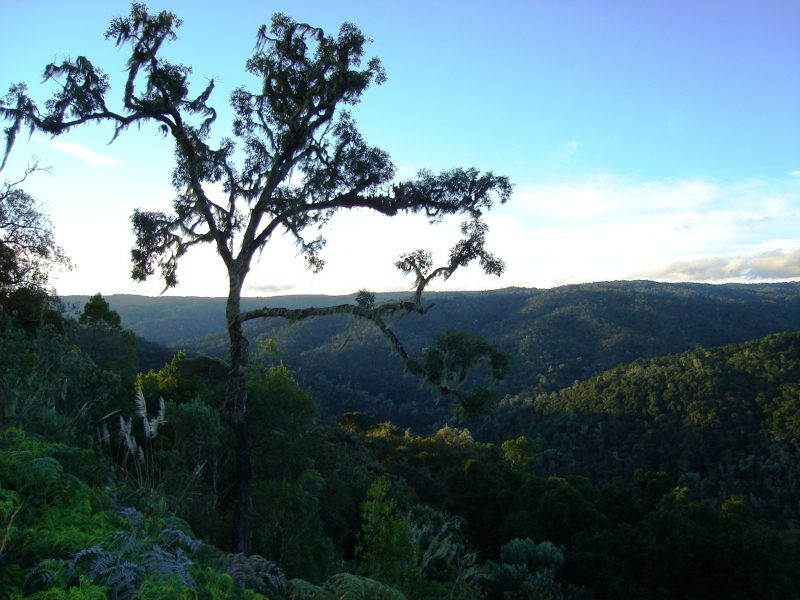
[63,280,800,431]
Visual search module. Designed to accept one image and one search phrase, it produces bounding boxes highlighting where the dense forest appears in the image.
[68,280,800,431]
[3,284,800,598]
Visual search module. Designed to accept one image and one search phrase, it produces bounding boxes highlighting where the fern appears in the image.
[24,559,63,589]
[66,507,203,598]
[93,555,144,599]
[288,573,407,600]
[146,546,196,590]
[219,552,286,595]
[327,573,407,599]
[22,456,65,503]
[287,578,334,600]
[157,526,203,554]
[69,544,106,569]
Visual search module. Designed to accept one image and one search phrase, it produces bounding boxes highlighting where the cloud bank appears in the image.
[39,168,800,296]
[643,248,800,282]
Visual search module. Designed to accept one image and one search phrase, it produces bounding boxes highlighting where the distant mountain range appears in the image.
[63,280,800,432]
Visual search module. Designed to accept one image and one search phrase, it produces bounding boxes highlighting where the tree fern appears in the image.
[406,505,479,590]
[146,546,195,590]
[327,573,407,599]
[288,573,407,600]
[66,507,203,598]
[287,578,334,600]
[218,552,286,596]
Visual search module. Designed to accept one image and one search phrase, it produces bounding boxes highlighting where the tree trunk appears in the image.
[231,417,253,553]
[225,273,253,554]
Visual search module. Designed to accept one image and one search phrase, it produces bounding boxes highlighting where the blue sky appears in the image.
[1,0,799,297]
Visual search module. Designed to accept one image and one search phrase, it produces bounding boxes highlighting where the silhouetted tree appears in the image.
[1,4,511,551]
[0,164,70,329]
[0,164,69,299]
[80,293,122,329]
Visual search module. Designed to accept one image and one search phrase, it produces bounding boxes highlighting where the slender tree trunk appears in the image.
[225,271,253,553]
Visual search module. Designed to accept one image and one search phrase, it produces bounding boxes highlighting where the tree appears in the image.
[1,4,512,552]
[79,293,123,329]
[75,293,138,380]
[0,164,71,326]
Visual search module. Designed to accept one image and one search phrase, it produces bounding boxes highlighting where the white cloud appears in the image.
[46,140,121,166]
[512,174,722,222]
[790,170,800,177]
[49,170,800,296]
[244,283,297,295]
[482,175,800,289]
[641,247,800,282]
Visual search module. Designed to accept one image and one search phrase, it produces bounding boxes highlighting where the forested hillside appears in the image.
[3,298,800,598]
[69,280,800,430]
[480,331,800,527]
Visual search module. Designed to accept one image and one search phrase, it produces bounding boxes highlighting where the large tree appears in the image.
[1,4,512,552]
[0,164,69,290]
[0,163,71,327]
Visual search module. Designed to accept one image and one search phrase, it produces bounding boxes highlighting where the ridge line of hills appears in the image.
[64,280,800,433]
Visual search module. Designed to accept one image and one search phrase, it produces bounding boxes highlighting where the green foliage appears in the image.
[244,365,335,579]
[73,293,138,382]
[501,436,535,471]
[356,477,424,594]
[0,315,124,443]
[568,491,800,599]
[3,288,800,600]
[167,396,223,475]
[288,572,406,600]
[476,538,566,599]
[79,294,122,330]
[0,428,118,596]
[247,364,318,479]
[138,575,195,599]
[503,331,800,526]
[251,477,333,583]
[128,281,800,431]
[420,330,508,419]
[212,552,285,597]
[0,166,70,304]
[22,575,108,599]
[136,352,228,408]
[49,507,201,598]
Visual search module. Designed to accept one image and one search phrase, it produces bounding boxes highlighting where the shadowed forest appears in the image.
[2,283,800,598]
[1,4,799,599]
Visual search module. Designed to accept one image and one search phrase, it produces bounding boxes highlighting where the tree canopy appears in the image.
[0,3,511,552]
[0,165,70,300]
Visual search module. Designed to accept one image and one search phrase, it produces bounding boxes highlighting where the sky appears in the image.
[1,0,799,298]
